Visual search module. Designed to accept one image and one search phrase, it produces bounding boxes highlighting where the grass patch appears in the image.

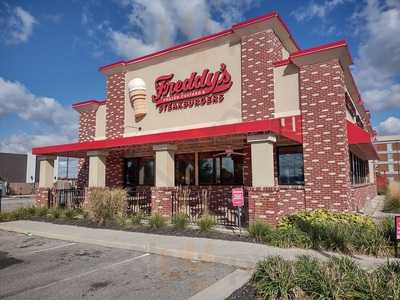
[197,214,216,232]
[253,256,400,300]
[148,213,166,229]
[172,212,189,230]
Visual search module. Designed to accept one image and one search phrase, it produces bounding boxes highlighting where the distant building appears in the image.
[0,152,78,183]
[374,135,400,183]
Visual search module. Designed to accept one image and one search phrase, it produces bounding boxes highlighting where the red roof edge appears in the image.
[290,39,347,59]
[32,116,302,156]
[72,99,106,108]
[99,11,300,73]
[273,58,291,67]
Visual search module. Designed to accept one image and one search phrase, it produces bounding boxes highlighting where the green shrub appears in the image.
[11,208,32,220]
[197,214,216,232]
[381,216,396,244]
[35,207,48,217]
[27,206,37,215]
[0,212,16,222]
[48,208,62,219]
[149,213,166,229]
[130,211,145,225]
[279,210,389,255]
[64,209,78,219]
[172,213,189,230]
[253,256,296,299]
[270,225,312,249]
[248,220,273,242]
[253,256,400,300]
[88,188,128,224]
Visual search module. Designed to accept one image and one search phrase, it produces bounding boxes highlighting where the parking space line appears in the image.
[17,253,151,295]
[29,243,77,254]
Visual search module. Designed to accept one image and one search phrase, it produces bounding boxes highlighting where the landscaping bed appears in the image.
[227,255,400,300]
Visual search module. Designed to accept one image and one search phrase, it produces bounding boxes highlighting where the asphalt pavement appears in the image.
[0,230,236,300]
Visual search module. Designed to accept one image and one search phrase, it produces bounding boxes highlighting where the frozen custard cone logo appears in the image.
[151,63,233,113]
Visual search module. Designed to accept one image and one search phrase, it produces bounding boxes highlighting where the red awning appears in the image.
[347,121,378,160]
[32,116,302,157]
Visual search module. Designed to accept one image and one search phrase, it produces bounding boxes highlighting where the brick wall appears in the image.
[151,187,176,218]
[246,186,305,225]
[105,150,124,188]
[77,109,97,188]
[106,72,126,139]
[35,187,49,207]
[351,184,377,211]
[299,59,351,211]
[241,29,283,121]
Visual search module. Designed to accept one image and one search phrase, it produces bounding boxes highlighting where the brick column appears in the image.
[247,187,280,225]
[241,29,283,121]
[299,59,351,211]
[106,72,126,139]
[151,187,176,218]
[36,156,56,207]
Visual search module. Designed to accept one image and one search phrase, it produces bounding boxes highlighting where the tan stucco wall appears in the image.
[88,155,106,187]
[154,147,175,187]
[273,64,300,118]
[124,40,242,136]
[39,159,55,188]
[248,134,275,187]
[95,105,106,139]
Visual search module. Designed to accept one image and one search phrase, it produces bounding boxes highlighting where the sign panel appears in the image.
[232,187,244,207]
[151,63,233,113]
[396,216,400,240]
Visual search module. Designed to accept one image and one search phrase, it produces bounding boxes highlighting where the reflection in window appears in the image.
[199,152,243,185]
[175,154,195,186]
[349,152,369,184]
[278,146,304,185]
[124,157,154,187]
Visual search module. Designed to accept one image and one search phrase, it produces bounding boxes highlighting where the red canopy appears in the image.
[347,121,378,160]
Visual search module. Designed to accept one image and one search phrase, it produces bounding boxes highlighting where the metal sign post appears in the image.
[232,187,244,236]
[395,216,400,258]
[0,188,2,213]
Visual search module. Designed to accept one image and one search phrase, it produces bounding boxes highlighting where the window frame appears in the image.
[175,153,196,186]
[277,145,305,186]
[124,156,155,187]
[198,151,244,186]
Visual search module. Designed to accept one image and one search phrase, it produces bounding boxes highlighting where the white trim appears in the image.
[273,111,300,118]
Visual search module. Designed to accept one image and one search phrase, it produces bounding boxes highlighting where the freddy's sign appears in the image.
[151,63,233,113]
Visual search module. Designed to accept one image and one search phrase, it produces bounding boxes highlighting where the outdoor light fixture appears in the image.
[128,78,147,120]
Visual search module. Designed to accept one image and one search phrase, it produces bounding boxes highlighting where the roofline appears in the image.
[99,11,300,73]
[273,40,349,66]
[72,99,106,109]
[32,116,302,156]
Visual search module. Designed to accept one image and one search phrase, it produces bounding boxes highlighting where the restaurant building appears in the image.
[32,12,378,225]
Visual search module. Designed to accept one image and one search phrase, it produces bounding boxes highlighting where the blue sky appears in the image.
[0,0,399,153]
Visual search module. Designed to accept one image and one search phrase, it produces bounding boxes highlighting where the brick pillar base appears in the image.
[246,187,280,226]
[151,187,176,219]
[35,187,50,208]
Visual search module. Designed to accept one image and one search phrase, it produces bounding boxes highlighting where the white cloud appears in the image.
[352,0,400,112]
[108,0,254,59]
[0,77,78,153]
[0,133,71,154]
[292,0,350,22]
[377,116,400,135]
[3,6,37,44]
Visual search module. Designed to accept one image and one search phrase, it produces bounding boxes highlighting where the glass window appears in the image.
[349,152,369,184]
[124,157,154,187]
[198,152,243,185]
[175,154,195,186]
[278,146,304,185]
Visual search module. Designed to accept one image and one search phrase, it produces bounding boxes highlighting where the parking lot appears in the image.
[0,230,236,300]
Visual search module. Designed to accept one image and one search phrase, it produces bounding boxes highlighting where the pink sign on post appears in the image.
[232,188,244,207]
[396,216,400,240]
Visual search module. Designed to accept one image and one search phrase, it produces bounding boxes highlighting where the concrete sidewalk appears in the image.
[0,220,397,269]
